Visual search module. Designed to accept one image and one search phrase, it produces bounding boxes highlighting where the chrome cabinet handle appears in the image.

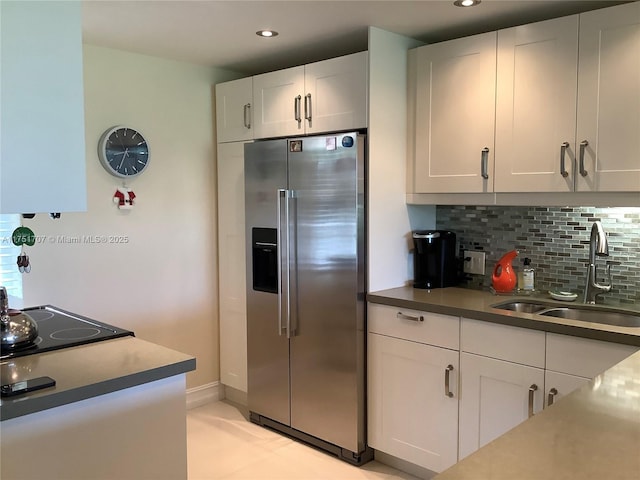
[396,312,424,322]
[547,388,558,407]
[294,95,302,125]
[304,93,312,124]
[243,103,251,129]
[560,142,570,178]
[481,147,490,179]
[444,365,454,398]
[579,140,589,177]
[528,384,538,418]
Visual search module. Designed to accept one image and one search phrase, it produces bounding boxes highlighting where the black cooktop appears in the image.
[0,305,134,360]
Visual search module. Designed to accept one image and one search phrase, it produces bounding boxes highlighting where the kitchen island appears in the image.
[1,336,195,480]
[368,286,640,479]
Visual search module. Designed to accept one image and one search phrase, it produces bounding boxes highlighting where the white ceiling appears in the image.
[82,0,622,75]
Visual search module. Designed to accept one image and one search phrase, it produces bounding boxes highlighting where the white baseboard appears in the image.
[186,381,222,410]
[373,450,436,480]
[222,385,248,406]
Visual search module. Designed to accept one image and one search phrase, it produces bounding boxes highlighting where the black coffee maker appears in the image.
[412,230,458,289]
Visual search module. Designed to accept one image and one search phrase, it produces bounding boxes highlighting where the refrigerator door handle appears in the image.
[287,190,297,338]
[277,189,289,336]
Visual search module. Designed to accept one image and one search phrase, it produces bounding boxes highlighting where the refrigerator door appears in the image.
[287,133,366,453]
[245,139,291,426]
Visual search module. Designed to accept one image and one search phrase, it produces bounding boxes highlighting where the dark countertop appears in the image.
[368,286,640,479]
[367,286,640,346]
[0,336,195,421]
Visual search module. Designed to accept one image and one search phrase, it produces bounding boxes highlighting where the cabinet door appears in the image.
[544,370,589,408]
[458,352,544,460]
[217,141,249,392]
[304,52,368,134]
[546,333,638,379]
[216,78,253,143]
[495,16,579,193]
[413,32,496,193]
[576,2,640,192]
[1,1,86,214]
[252,66,304,139]
[368,332,459,473]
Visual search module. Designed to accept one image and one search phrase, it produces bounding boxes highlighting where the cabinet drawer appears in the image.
[368,303,459,350]
[461,318,545,368]
[546,333,638,378]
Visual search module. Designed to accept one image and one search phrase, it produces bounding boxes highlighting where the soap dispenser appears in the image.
[522,258,535,291]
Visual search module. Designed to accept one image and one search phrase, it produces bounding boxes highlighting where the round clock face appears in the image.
[98,126,150,178]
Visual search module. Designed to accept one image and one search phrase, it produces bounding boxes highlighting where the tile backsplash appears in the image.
[436,206,640,304]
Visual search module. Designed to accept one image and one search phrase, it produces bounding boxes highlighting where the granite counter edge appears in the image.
[1,354,196,421]
[367,291,640,347]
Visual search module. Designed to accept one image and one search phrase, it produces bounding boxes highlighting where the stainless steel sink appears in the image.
[491,300,640,328]
[538,307,640,328]
[492,301,549,314]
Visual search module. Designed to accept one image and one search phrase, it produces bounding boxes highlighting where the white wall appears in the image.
[22,45,241,389]
[368,27,435,292]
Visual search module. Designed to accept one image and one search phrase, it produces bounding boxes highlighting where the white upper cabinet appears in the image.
[411,32,497,194]
[253,66,305,138]
[216,77,253,143]
[576,2,640,192]
[1,1,87,214]
[304,52,368,134]
[494,15,579,193]
[252,52,368,139]
[408,2,639,197]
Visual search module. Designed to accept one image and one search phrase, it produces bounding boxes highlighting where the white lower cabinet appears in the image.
[367,304,639,470]
[368,333,459,472]
[458,317,546,461]
[544,370,589,407]
[458,352,545,460]
[367,304,460,473]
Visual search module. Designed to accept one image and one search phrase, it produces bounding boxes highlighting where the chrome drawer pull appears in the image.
[396,312,424,322]
[528,384,538,418]
[579,140,589,177]
[481,147,490,179]
[560,142,570,178]
[444,364,454,398]
[548,387,558,407]
[243,103,251,129]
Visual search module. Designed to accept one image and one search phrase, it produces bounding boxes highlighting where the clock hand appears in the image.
[117,148,129,171]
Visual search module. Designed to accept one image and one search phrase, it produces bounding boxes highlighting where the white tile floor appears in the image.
[187,401,421,480]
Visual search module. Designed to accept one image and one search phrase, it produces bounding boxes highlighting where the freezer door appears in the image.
[287,133,366,453]
[244,140,291,426]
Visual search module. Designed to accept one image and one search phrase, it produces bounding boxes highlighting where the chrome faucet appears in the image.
[1,286,10,330]
[583,221,613,304]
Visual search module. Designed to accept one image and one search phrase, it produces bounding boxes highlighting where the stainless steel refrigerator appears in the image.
[244,132,371,465]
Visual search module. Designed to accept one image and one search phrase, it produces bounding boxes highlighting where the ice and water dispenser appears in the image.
[251,228,278,293]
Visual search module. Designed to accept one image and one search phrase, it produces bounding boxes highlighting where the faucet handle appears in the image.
[1,286,10,327]
[606,260,621,266]
[0,286,8,310]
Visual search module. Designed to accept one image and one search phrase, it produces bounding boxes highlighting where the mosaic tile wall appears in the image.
[435,206,640,305]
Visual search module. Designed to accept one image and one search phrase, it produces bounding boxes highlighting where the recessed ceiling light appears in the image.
[256,30,279,38]
[454,0,481,6]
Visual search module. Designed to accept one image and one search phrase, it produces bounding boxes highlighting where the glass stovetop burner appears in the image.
[0,305,134,360]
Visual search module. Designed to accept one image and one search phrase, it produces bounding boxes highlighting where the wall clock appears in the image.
[98,126,150,178]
